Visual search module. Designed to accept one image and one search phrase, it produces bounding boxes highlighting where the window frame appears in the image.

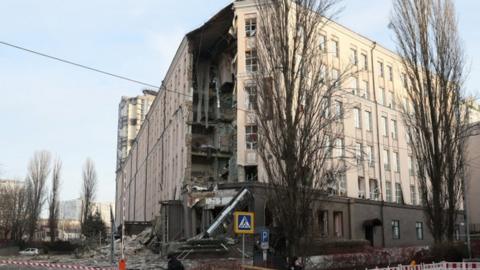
[392,220,400,240]
[245,17,257,37]
[245,125,258,150]
[416,222,424,240]
[245,50,258,72]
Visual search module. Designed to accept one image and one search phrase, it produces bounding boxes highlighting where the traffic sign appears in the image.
[260,228,269,250]
[233,211,255,234]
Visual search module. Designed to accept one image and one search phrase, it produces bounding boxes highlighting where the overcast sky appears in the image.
[0,1,479,203]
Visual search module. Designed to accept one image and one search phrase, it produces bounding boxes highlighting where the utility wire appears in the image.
[0,40,160,89]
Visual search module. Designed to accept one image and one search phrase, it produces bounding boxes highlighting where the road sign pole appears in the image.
[242,234,245,265]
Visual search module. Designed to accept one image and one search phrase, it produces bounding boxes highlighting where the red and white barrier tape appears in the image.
[0,260,116,270]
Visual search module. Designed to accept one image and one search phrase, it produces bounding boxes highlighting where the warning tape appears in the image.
[0,260,116,270]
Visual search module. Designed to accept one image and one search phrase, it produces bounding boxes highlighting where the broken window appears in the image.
[245,18,257,37]
[245,166,257,181]
[245,85,257,110]
[245,50,258,72]
[245,125,258,150]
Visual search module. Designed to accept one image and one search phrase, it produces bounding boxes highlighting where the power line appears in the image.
[0,40,161,89]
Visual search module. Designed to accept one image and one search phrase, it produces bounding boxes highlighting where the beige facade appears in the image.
[116,90,157,170]
[115,0,422,225]
[467,130,480,231]
[115,0,469,236]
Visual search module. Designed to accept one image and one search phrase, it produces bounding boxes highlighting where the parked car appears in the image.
[19,248,39,256]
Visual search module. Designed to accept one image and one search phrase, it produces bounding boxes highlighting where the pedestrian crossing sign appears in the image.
[234,211,255,234]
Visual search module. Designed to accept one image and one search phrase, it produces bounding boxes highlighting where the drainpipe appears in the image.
[370,41,386,247]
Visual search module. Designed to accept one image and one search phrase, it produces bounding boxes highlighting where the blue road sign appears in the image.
[234,211,254,234]
[260,228,269,249]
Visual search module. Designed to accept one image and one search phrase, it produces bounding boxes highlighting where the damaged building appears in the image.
[115,0,466,253]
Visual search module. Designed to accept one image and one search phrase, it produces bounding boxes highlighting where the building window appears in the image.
[402,73,408,88]
[365,111,372,131]
[350,48,358,65]
[391,119,398,139]
[354,107,361,128]
[378,61,384,77]
[320,65,327,82]
[392,220,400,239]
[395,183,403,204]
[358,177,365,199]
[331,68,339,87]
[246,125,258,149]
[383,149,390,171]
[362,80,369,99]
[332,39,339,57]
[388,65,393,81]
[366,145,375,167]
[380,87,386,105]
[355,142,362,164]
[246,50,258,72]
[334,138,344,158]
[351,77,358,95]
[318,210,328,237]
[416,222,424,240]
[338,173,346,195]
[245,18,257,37]
[369,179,379,200]
[411,185,417,205]
[361,53,368,70]
[381,116,388,137]
[319,35,327,52]
[386,181,392,202]
[392,152,400,172]
[408,156,414,176]
[245,166,258,182]
[245,85,257,110]
[334,212,343,237]
[334,100,343,117]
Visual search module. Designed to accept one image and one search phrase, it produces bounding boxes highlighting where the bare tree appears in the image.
[25,150,52,241]
[253,0,351,259]
[0,181,28,240]
[11,184,28,240]
[390,0,473,242]
[48,158,62,242]
[81,158,97,235]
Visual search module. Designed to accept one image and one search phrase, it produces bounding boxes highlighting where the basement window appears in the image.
[246,125,258,149]
[245,18,257,37]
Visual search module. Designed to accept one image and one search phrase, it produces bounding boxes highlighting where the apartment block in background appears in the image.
[116,89,157,170]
